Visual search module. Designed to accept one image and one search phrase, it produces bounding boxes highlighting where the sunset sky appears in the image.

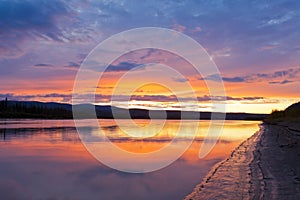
[1,0,300,113]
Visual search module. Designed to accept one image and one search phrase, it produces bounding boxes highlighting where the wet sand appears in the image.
[185,123,300,200]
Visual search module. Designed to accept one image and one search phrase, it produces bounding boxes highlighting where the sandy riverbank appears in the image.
[185,123,300,200]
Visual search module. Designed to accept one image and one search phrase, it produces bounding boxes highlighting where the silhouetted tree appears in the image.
[4,98,7,108]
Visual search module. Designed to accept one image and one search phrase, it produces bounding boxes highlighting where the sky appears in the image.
[0,0,300,113]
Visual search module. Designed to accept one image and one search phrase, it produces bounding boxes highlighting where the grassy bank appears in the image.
[264,102,300,124]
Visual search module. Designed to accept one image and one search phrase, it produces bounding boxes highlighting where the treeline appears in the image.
[0,98,72,119]
[0,99,272,120]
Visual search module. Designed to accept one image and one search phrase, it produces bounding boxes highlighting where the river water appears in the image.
[0,119,260,200]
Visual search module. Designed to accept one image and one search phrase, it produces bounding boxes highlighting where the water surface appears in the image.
[0,119,260,200]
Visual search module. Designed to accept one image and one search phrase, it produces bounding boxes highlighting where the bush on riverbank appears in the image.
[264,102,300,123]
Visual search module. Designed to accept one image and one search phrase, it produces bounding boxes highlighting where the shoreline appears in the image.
[252,123,300,199]
[185,123,300,199]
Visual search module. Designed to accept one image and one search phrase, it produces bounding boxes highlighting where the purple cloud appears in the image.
[34,63,53,68]
[202,67,300,84]
[269,79,294,85]
[0,0,71,58]
[222,77,245,83]
[106,62,145,72]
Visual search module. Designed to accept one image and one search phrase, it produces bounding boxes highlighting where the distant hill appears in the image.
[0,100,268,120]
[264,101,300,123]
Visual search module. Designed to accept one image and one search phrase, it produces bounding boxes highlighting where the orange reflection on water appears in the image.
[96,119,259,160]
[0,120,260,162]
[0,119,261,200]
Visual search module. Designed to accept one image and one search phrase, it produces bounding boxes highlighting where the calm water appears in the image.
[0,119,260,200]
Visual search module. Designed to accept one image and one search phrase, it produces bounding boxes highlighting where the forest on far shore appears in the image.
[0,98,73,119]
